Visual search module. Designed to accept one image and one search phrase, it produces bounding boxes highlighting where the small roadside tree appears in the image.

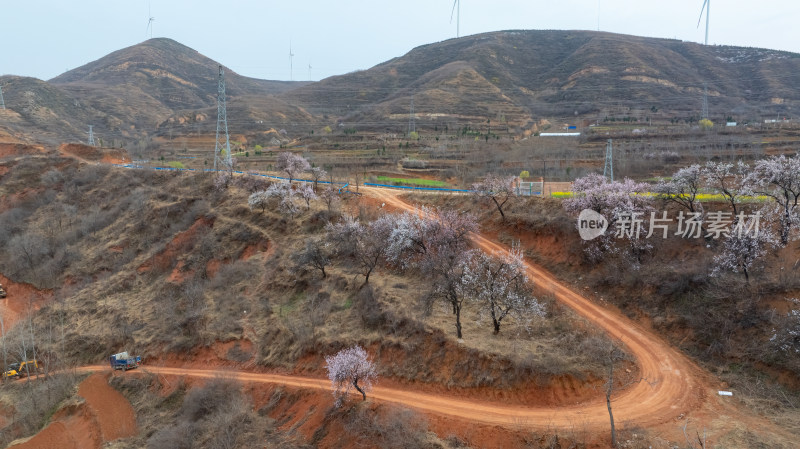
[325,345,377,406]
[471,174,517,221]
[276,152,310,184]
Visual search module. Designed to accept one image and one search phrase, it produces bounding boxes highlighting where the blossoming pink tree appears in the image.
[325,345,377,407]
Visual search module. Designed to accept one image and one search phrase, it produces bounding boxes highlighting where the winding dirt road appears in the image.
[360,187,710,429]
[74,186,716,433]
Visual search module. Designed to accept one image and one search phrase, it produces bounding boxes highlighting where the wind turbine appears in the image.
[697,0,710,45]
[450,0,460,38]
[146,4,155,39]
[697,0,711,118]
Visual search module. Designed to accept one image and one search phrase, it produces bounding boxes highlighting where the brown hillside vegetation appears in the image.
[0,153,653,447]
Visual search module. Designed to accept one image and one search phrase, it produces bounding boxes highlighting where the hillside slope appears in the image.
[283,30,800,131]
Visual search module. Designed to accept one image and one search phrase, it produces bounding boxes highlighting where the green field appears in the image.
[375,176,448,187]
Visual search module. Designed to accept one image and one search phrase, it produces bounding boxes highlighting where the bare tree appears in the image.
[319,186,340,216]
[603,343,652,448]
[294,238,331,279]
[326,215,391,286]
[276,152,310,184]
[702,161,750,217]
[325,345,377,406]
[655,165,703,214]
[471,174,517,220]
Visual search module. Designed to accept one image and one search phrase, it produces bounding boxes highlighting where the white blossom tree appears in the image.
[309,166,327,192]
[326,215,392,286]
[298,184,317,210]
[471,174,517,221]
[426,248,478,339]
[771,299,800,356]
[378,207,478,338]
[325,345,377,407]
[247,190,271,213]
[463,247,544,334]
[254,183,301,219]
[276,152,310,184]
[564,174,653,263]
[711,221,779,283]
[746,154,800,245]
[655,165,703,214]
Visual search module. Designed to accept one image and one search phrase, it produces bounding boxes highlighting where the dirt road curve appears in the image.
[78,186,712,432]
[360,187,708,428]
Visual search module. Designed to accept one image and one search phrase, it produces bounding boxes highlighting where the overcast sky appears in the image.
[3,1,800,82]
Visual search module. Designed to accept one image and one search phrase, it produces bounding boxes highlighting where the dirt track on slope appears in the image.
[74,186,720,434]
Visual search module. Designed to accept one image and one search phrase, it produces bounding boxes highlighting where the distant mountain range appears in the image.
[2,31,800,145]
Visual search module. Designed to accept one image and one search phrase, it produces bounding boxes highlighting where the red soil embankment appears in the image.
[0,274,51,329]
[9,373,137,449]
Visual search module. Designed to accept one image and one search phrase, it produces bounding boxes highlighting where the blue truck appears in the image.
[109,351,141,371]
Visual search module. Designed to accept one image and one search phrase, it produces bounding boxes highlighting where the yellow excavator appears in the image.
[3,360,39,379]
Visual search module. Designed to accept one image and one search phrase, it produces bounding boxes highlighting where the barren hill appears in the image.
[4,31,800,146]
[282,30,800,131]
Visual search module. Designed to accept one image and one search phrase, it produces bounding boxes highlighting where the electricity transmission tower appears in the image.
[214,65,232,171]
[0,85,5,110]
[408,96,415,135]
[603,139,613,181]
[88,125,96,146]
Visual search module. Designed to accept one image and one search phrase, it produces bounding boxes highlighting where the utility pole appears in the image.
[88,125,96,146]
[603,139,613,181]
[214,65,232,171]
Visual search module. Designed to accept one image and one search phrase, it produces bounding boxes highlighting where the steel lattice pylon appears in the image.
[214,65,232,172]
[0,85,5,110]
[603,139,613,181]
[88,125,96,146]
